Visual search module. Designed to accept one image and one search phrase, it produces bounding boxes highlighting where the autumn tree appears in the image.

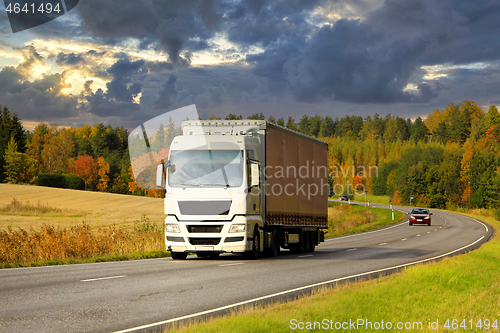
[0,105,27,181]
[27,123,49,163]
[411,117,430,142]
[484,105,500,131]
[247,112,265,120]
[359,117,378,142]
[225,114,242,120]
[72,155,98,190]
[3,137,40,184]
[460,141,474,206]
[383,116,402,142]
[41,127,75,174]
[286,116,298,131]
[97,157,110,192]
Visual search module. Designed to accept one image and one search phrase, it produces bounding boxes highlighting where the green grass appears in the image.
[353,194,392,205]
[327,202,404,238]
[167,216,499,333]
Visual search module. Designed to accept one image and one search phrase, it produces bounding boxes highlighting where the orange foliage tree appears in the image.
[72,155,98,190]
[97,157,110,192]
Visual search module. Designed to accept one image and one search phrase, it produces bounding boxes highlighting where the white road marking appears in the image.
[298,255,313,258]
[416,234,421,237]
[401,238,407,241]
[472,218,489,232]
[325,218,408,242]
[81,275,125,282]
[113,236,486,333]
[218,263,244,267]
[346,248,357,252]
[379,243,387,246]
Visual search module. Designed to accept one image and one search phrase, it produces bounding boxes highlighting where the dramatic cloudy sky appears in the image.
[1,0,500,130]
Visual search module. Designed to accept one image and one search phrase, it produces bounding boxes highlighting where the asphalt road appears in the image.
[0,204,493,333]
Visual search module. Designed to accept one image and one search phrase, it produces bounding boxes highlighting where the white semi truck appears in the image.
[152,119,329,259]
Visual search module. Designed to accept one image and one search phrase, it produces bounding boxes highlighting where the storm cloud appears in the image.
[2,0,500,127]
[75,0,225,64]
[85,58,145,117]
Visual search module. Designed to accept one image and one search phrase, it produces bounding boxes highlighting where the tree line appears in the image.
[1,101,499,211]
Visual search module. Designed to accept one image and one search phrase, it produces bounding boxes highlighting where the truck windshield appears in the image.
[169,150,243,188]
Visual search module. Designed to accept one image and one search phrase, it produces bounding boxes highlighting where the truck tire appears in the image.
[246,228,260,259]
[300,231,307,253]
[291,231,307,254]
[269,230,280,257]
[306,231,314,253]
[310,231,317,253]
[171,252,187,260]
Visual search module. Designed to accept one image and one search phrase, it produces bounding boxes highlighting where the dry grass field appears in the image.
[0,183,164,230]
[0,184,167,266]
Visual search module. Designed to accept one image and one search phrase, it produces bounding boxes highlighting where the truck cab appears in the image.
[157,121,266,259]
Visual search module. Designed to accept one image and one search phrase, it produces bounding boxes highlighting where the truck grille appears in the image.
[225,236,244,242]
[189,238,221,245]
[187,225,223,233]
[166,236,185,242]
[178,200,231,215]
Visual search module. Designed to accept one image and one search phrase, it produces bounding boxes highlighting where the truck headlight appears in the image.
[229,224,246,233]
[165,224,181,233]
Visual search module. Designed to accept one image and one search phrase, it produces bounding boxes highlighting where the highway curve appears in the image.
[0,205,492,333]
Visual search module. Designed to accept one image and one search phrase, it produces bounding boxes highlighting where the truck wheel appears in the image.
[304,232,311,253]
[291,231,307,254]
[301,231,308,253]
[171,252,187,260]
[269,230,280,257]
[309,231,316,253]
[246,228,260,260]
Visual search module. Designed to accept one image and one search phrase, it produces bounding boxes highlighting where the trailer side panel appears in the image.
[265,125,328,228]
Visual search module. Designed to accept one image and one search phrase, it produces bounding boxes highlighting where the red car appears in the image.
[408,208,432,226]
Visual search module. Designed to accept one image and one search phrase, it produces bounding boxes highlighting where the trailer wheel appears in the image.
[305,231,313,253]
[269,230,280,257]
[171,252,187,260]
[301,231,308,253]
[309,231,316,253]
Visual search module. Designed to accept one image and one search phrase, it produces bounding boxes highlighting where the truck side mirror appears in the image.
[156,163,165,188]
[156,160,170,188]
[250,163,260,187]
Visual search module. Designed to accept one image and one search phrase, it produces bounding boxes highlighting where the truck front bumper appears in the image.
[164,216,249,253]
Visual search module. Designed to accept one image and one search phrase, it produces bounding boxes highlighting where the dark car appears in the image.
[408,208,433,226]
[340,195,349,201]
